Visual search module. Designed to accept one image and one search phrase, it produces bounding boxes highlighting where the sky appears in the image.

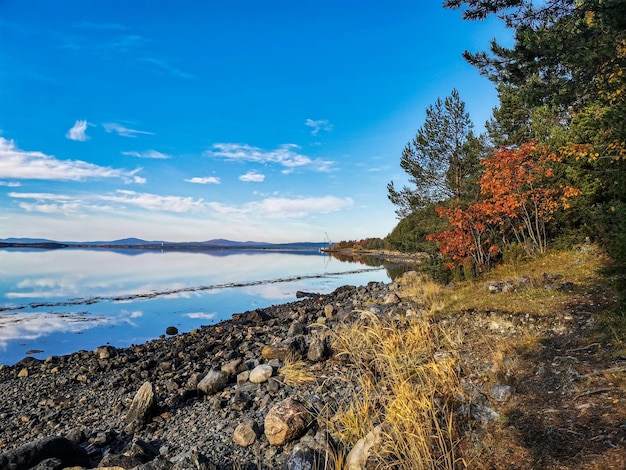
[0,1,511,243]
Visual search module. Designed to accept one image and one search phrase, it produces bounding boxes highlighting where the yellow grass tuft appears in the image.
[280,356,317,386]
[329,311,463,469]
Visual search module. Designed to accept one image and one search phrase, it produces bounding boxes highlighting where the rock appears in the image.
[384,293,401,304]
[487,282,502,294]
[197,369,229,395]
[124,381,156,433]
[236,309,270,324]
[262,337,304,361]
[285,442,327,470]
[237,370,250,384]
[288,321,306,337]
[171,450,215,469]
[323,304,335,319]
[17,368,28,378]
[99,452,143,468]
[491,384,514,401]
[221,358,246,377]
[233,419,260,447]
[296,291,317,298]
[95,345,118,359]
[166,326,179,335]
[0,436,90,470]
[307,336,327,362]
[264,397,312,446]
[345,425,382,470]
[249,364,273,384]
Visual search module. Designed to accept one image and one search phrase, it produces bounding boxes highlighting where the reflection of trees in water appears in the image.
[328,252,417,280]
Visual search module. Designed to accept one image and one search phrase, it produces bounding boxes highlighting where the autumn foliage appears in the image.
[427,143,581,269]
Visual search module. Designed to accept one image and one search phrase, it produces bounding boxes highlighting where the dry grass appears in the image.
[280,355,317,386]
[328,307,464,469]
[395,272,445,315]
[323,245,622,469]
[441,246,609,316]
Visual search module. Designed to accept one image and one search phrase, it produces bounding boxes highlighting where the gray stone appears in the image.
[491,384,514,401]
[221,358,246,377]
[249,364,273,384]
[288,321,306,337]
[285,442,327,470]
[124,381,156,433]
[197,369,229,395]
[307,336,327,362]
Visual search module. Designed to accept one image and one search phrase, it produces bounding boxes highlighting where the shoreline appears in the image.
[0,279,403,468]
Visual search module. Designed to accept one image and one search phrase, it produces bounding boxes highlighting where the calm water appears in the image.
[0,248,391,365]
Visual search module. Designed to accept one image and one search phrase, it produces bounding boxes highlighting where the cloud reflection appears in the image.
[183,312,216,320]
[0,312,109,349]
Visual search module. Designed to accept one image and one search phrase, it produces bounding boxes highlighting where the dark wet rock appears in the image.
[95,345,118,359]
[235,309,271,324]
[296,291,318,298]
[285,442,329,470]
[0,436,90,470]
[166,326,179,335]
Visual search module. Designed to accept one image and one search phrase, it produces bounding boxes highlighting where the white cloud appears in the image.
[185,176,221,184]
[9,192,83,214]
[305,119,333,136]
[208,195,353,219]
[122,150,170,159]
[99,190,205,213]
[239,171,265,182]
[0,181,20,187]
[9,189,204,215]
[0,137,140,182]
[206,143,333,172]
[133,175,147,184]
[65,120,90,141]
[104,123,154,138]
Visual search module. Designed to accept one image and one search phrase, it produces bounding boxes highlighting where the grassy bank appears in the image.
[321,245,625,468]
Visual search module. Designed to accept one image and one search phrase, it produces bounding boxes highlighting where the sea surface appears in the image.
[0,248,393,366]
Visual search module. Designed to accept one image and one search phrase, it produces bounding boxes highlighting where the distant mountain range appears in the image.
[0,237,330,251]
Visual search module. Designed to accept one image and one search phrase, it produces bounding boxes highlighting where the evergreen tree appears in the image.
[444,0,626,306]
[388,89,483,217]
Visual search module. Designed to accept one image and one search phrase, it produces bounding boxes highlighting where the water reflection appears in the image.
[327,251,415,280]
[0,249,391,365]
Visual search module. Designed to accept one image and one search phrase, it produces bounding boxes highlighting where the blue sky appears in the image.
[0,1,510,243]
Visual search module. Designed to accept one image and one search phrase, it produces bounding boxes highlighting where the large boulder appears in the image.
[264,397,312,446]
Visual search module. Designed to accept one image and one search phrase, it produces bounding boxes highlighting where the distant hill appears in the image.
[0,237,327,251]
[1,237,59,244]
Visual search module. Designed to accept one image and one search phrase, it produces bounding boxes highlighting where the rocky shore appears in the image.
[0,281,407,469]
[1,258,625,469]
